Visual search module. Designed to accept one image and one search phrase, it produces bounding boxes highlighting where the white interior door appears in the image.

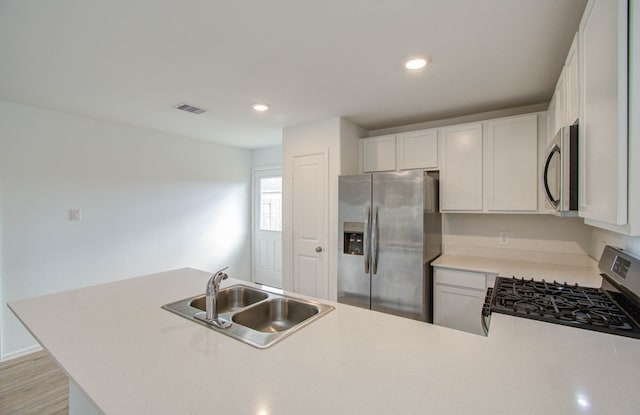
[292,152,328,298]
[253,168,283,288]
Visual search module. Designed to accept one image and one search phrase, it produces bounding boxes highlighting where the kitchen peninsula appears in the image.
[9,268,640,414]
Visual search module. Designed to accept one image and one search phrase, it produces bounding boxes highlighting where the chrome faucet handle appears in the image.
[213,266,229,277]
[216,268,229,282]
[206,266,229,295]
[215,265,229,273]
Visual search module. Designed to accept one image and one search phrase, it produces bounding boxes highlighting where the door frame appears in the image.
[251,164,282,285]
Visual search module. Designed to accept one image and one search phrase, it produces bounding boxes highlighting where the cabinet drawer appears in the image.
[434,268,486,290]
[434,284,485,336]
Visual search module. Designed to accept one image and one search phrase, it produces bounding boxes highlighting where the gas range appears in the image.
[482,246,640,339]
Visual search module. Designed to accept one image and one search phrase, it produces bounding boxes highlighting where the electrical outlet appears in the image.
[70,209,82,221]
[499,231,510,245]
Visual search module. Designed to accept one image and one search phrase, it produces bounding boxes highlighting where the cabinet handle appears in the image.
[315,246,323,253]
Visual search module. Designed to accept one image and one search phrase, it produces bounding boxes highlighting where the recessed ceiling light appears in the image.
[405,57,430,70]
[252,103,270,112]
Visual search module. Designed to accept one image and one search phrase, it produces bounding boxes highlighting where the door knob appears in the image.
[315,246,323,252]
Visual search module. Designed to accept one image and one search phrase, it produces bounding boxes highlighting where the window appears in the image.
[259,177,282,231]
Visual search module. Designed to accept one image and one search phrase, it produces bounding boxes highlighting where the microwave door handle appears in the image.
[371,206,378,275]
[363,205,370,274]
[543,145,560,208]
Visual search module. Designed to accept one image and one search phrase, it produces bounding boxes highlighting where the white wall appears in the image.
[0,101,252,359]
[589,228,640,260]
[340,120,364,176]
[443,213,594,264]
[251,145,282,168]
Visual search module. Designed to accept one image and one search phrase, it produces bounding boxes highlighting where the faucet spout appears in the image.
[205,266,232,329]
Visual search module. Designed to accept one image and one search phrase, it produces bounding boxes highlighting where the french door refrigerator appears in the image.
[338,170,441,322]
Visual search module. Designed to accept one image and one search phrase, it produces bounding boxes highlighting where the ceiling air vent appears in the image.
[173,102,209,115]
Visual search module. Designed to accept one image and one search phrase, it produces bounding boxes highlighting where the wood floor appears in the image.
[0,350,69,415]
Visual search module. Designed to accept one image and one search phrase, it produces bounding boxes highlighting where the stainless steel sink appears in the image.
[188,285,268,314]
[232,298,320,333]
[161,284,333,348]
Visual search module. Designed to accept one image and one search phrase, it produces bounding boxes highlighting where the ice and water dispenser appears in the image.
[343,222,364,255]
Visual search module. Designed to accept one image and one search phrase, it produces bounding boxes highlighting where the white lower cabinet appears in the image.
[434,267,493,336]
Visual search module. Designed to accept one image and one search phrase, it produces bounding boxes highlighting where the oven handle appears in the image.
[481,287,493,336]
[481,310,490,336]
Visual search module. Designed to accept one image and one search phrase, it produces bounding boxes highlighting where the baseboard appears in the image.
[1,344,43,362]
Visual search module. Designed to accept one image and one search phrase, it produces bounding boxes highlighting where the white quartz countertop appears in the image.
[9,268,640,414]
[432,254,603,287]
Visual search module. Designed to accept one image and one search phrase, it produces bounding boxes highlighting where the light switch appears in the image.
[70,209,82,221]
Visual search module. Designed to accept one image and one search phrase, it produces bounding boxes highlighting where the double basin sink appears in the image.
[162,284,334,348]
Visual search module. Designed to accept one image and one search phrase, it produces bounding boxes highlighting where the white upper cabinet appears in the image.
[440,115,540,213]
[360,114,541,215]
[565,33,580,126]
[396,129,438,170]
[547,93,557,146]
[361,134,396,172]
[628,0,640,235]
[554,67,567,134]
[548,33,579,143]
[579,0,628,226]
[360,129,438,172]
[484,114,538,212]
[439,122,484,211]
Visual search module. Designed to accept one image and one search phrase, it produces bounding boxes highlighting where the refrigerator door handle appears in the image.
[363,205,370,273]
[371,206,379,275]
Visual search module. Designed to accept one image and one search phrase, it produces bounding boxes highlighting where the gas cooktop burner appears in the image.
[490,277,640,339]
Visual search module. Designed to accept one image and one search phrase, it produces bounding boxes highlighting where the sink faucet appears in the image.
[205,266,232,329]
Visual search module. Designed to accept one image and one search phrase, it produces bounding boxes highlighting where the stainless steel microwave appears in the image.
[542,124,578,214]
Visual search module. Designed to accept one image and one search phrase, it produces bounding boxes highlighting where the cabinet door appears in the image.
[361,135,396,172]
[485,114,538,212]
[547,94,557,146]
[565,33,580,125]
[397,129,437,170]
[579,0,628,225]
[434,268,486,336]
[554,67,567,131]
[439,123,483,211]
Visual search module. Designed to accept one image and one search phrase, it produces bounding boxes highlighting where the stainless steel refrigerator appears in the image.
[338,170,441,322]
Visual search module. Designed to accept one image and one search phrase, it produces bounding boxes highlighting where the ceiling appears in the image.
[0,0,587,149]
